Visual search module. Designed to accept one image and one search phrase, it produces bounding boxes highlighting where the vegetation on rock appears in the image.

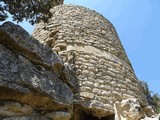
[140,80,160,113]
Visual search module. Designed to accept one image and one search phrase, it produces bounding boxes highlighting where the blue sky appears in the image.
[0,0,159,94]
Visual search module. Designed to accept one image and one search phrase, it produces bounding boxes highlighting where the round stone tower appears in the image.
[33,4,148,119]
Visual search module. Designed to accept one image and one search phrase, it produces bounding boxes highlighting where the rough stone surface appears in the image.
[1,114,50,120]
[0,22,75,119]
[0,22,78,92]
[0,101,33,117]
[0,22,62,72]
[0,4,158,120]
[33,4,149,118]
[45,111,71,120]
[114,98,144,120]
[114,98,159,120]
[141,114,160,120]
[143,106,157,117]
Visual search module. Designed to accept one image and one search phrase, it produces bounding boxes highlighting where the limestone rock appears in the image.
[1,114,50,120]
[0,22,75,118]
[45,111,71,120]
[61,65,79,92]
[0,101,32,117]
[114,98,144,120]
[0,22,62,72]
[141,114,160,120]
[143,106,157,117]
[114,98,160,120]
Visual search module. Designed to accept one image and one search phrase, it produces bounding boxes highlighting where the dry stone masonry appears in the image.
[0,3,159,120]
[33,4,150,119]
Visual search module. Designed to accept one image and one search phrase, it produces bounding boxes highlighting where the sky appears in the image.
[0,0,159,94]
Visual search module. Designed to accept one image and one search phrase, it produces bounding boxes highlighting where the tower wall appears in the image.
[33,5,147,118]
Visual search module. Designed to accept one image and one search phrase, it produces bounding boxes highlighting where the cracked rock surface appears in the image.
[0,22,75,120]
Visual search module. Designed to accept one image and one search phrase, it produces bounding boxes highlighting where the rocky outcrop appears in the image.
[114,98,144,120]
[0,22,77,120]
[114,98,159,120]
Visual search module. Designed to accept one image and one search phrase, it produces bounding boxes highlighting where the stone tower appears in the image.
[33,4,149,119]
